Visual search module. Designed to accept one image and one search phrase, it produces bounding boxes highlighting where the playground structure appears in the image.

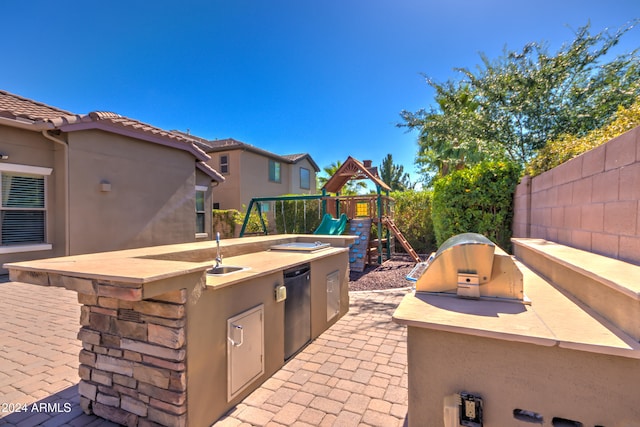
[239,156,420,270]
[314,213,348,235]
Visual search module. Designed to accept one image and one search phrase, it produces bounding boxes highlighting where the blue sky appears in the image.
[2,1,639,188]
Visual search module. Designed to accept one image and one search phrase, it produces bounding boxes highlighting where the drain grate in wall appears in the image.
[118,309,142,323]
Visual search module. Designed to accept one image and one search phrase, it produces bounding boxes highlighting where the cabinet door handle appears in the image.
[229,324,244,347]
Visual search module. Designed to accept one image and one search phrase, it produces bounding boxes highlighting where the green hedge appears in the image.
[432,161,520,251]
[241,207,270,235]
[274,198,323,234]
[526,101,640,176]
[212,209,242,237]
[213,208,270,236]
[390,190,437,254]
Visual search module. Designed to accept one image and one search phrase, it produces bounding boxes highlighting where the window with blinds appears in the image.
[269,159,281,183]
[1,172,46,245]
[196,190,205,234]
[220,154,229,174]
[195,186,207,236]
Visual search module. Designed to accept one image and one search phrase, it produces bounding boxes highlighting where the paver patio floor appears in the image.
[0,280,409,427]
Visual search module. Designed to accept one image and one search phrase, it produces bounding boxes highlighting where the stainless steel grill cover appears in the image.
[415,233,524,302]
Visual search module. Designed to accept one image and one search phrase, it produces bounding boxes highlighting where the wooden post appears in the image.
[385,190,391,260]
[376,185,383,264]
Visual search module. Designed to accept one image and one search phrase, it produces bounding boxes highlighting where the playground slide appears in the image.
[313,213,348,235]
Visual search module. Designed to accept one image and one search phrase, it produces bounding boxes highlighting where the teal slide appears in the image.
[314,213,348,235]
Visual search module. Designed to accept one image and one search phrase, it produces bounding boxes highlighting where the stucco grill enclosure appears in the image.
[393,236,640,426]
[415,233,524,302]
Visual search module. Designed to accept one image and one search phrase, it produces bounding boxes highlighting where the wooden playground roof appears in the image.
[322,156,391,193]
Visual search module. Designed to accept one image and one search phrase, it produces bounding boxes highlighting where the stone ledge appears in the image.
[512,237,640,342]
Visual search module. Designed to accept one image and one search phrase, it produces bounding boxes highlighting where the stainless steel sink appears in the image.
[207,265,249,276]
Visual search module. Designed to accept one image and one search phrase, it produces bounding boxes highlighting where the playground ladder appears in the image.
[382,217,421,263]
[348,218,372,272]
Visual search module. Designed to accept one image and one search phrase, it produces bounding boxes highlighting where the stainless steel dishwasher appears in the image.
[283,263,311,360]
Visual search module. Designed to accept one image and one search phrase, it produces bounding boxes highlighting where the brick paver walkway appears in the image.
[0,280,119,427]
[215,290,409,427]
[0,280,409,427]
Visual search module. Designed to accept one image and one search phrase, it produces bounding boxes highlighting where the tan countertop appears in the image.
[393,259,640,359]
[512,238,640,300]
[5,256,207,284]
[204,247,348,289]
[3,235,353,286]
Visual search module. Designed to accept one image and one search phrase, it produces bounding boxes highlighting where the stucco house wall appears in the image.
[0,126,66,264]
[209,150,242,210]
[289,157,318,195]
[201,139,319,211]
[66,130,212,254]
[0,89,224,271]
[513,125,640,265]
[240,150,290,206]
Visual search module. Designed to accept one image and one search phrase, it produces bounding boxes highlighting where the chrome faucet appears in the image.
[214,232,222,268]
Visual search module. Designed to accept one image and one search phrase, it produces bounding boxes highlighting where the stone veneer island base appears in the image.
[5,234,355,426]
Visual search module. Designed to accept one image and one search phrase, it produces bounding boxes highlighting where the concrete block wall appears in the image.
[513,126,640,265]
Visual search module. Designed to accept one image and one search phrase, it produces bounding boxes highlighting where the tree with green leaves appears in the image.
[526,99,640,176]
[379,154,413,191]
[400,21,640,182]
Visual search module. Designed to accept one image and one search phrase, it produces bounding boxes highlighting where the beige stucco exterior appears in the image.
[187,249,349,425]
[211,149,241,209]
[393,238,640,426]
[0,126,66,265]
[66,129,214,254]
[0,116,220,273]
[406,328,639,426]
[208,149,318,211]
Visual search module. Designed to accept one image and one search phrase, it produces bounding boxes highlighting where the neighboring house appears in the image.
[0,90,224,271]
[188,137,320,211]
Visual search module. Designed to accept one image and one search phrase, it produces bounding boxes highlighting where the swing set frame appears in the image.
[238,191,395,263]
[238,156,407,264]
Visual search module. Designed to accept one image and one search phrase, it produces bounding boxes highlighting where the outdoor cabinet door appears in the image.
[227,304,264,401]
[327,270,340,321]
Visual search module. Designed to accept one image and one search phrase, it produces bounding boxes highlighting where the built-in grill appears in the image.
[410,233,526,303]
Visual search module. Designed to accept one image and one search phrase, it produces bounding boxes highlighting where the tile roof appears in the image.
[194,138,251,152]
[194,138,319,171]
[0,90,206,149]
[59,113,222,182]
[197,161,225,183]
[0,90,204,149]
[0,90,223,182]
[68,111,211,152]
[0,90,74,122]
[281,153,320,172]
[1,89,317,179]
[281,153,307,162]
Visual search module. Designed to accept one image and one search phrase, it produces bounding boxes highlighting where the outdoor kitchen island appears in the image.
[4,234,355,427]
[393,236,640,427]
